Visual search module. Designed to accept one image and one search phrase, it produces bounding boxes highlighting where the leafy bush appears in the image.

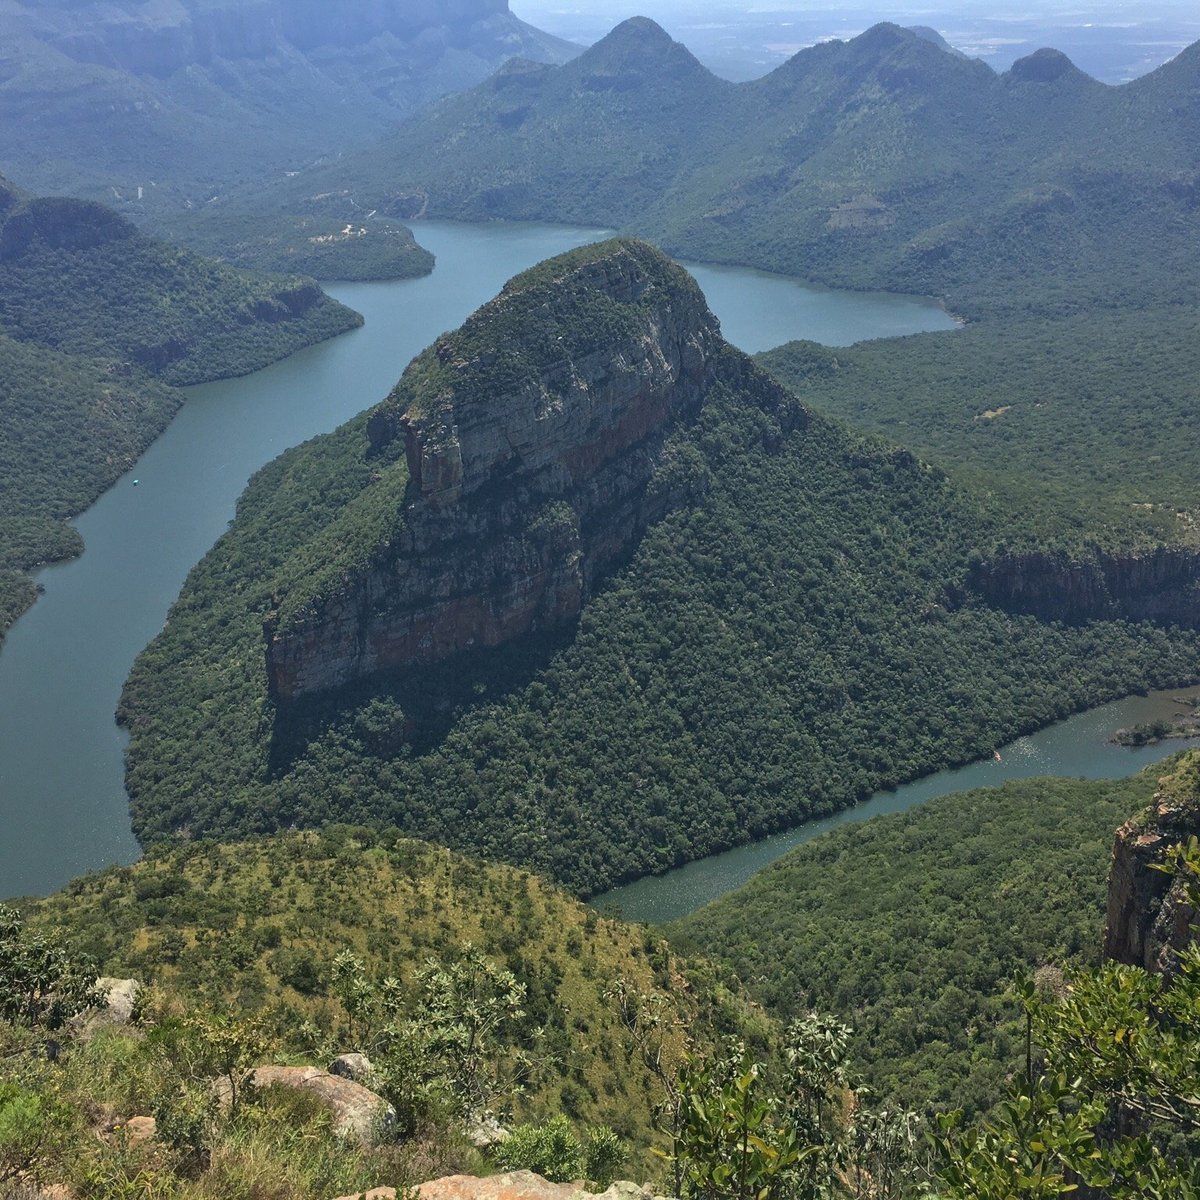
[583,1125,626,1189]
[0,904,99,1032]
[0,1082,69,1182]
[494,1115,582,1182]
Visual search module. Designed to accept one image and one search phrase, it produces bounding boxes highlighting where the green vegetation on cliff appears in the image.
[670,771,1161,1119]
[0,176,361,641]
[119,245,1200,894]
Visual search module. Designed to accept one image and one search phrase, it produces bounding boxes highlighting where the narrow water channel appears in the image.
[0,221,956,899]
[597,686,1200,923]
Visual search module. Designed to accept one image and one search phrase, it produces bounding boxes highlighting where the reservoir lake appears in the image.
[0,220,1185,907]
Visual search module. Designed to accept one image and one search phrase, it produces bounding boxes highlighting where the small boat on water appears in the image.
[993,750,1002,762]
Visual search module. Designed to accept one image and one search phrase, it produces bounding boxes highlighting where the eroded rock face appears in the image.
[1105,750,1200,974]
[265,240,801,703]
[972,546,1200,626]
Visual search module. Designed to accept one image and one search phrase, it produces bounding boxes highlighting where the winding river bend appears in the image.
[4,217,1150,905]
[597,685,1200,923]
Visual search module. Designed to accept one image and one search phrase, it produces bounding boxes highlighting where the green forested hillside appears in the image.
[0,1,576,218]
[670,770,1160,1119]
[757,307,1200,552]
[266,21,1200,315]
[0,336,180,632]
[153,210,436,282]
[26,827,764,1153]
[0,176,361,640]
[119,247,1200,895]
[0,191,359,385]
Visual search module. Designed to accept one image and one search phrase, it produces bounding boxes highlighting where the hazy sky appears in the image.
[513,1,1200,82]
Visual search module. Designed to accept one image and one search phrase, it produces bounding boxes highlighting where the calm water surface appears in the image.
[0,218,968,899]
[598,686,1200,924]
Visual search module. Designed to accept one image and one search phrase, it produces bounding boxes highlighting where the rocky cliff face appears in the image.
[1105,750,1200,974]
[265,239,799,702]
[972,546,1200,626]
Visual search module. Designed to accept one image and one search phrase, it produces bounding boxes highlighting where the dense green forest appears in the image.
[669,770,1160,1119]
[264,21,1200,313]
[757,307,1200,551]
[0,337,179,634]
[0,193,359,386]
[0,177,361,641]
[120,272,1200,893]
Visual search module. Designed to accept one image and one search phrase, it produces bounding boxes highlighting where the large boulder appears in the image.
[78,977,140,1032]
[248,1065,396,1143]
[329,1052,375,1083]
[465,1111,509,1149]
[333,1173,664,1200]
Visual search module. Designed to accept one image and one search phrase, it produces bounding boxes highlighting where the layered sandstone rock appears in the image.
[265,240,801,702]
[972,545,1200,626]
[333,1173,665,1200]
[1104,750,1200,974]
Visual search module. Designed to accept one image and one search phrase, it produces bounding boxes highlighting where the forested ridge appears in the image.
[0,175,361,641]
[757,308,1200,553]
[669,771,1159,1119]
[120,269,1200,893]
[263,20,1200,316]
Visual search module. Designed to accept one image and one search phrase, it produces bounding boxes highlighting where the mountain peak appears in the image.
[907,26,969,60]
[1006,48,1082,83]
[266,236,732,700]
[581,16,711,78]
[850,23,917,55]
[610,16,673,40]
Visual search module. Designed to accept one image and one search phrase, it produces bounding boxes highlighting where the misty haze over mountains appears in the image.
[514,1,1200,82]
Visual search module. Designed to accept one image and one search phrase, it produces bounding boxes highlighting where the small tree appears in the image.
[414,943,528,1114]
[0,905,99,1033]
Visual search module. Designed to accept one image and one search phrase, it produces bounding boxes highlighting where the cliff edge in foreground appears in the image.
[1105,749,1200,973]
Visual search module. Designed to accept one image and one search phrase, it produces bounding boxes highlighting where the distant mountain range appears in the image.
[0,0,577,214]
[267,18,1200,316]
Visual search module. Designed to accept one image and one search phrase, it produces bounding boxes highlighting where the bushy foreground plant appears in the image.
[492,1116,626,1188]
[610,979,922,1200]
[322,942,544,1135]
[933,839,1200,1198]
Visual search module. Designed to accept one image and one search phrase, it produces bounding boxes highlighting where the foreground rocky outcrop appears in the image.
[973,547,1200,627]
[334,1173,666,1200]
[1105,750,1200,973]
[231,1065,396,1143]
[265,238,804,702]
